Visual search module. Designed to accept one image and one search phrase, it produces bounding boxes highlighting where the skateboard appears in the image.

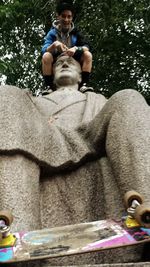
[0,190,150,263]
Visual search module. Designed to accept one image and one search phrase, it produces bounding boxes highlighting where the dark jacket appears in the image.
[41,20,90,55]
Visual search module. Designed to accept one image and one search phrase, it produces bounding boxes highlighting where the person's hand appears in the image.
[54,41,68,53]
[62,47,76,57]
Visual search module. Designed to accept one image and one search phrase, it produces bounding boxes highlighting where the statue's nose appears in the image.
[62,61,69,68]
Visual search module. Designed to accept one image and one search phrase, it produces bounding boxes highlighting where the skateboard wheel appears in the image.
[134,203,150,228]
[0,210,13,226]
[124,190,144,209]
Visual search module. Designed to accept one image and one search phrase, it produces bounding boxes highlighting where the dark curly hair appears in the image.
[56,2,76,16]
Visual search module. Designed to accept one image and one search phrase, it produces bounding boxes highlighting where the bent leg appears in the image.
[42,52,54,76]
[81,50,92,72]
[106,89,150,201]
[0,154,40,231]
[79,51,93,87]
[84,89,150,201]
[42,52,54,88]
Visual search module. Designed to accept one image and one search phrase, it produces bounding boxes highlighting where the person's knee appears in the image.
[42,52,53,65]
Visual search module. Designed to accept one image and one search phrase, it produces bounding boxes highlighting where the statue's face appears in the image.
[53,56,81,87]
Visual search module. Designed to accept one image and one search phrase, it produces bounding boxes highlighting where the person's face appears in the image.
[58,10,73,31]
[53,56,81,86]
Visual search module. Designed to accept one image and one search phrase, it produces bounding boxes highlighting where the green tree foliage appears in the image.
[0,0,54,93]
[0,0,150,103]
[77,0,150,100]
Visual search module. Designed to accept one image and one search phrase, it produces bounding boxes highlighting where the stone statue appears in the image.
[0,55,150,266]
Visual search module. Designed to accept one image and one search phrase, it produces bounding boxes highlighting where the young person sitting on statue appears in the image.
[41,2,92,92]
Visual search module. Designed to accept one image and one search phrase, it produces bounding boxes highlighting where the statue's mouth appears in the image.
[61,69,71,72]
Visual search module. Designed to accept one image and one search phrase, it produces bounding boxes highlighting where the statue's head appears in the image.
[53,55,82,88]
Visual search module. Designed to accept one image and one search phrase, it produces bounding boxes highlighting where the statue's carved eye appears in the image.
[55,61,62,66]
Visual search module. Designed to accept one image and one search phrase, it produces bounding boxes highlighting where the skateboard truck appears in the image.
[127,199,140,217]
[124,190,150,228]
[0,210,16,248]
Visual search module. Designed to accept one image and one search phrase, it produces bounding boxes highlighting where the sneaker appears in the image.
[42,86,53,96]
[79,83,94,93]
[34,89,42,97]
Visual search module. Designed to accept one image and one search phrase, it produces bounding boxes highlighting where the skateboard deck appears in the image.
[1,218,150,263]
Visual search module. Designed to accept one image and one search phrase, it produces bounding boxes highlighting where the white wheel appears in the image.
[124,190,144,209]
